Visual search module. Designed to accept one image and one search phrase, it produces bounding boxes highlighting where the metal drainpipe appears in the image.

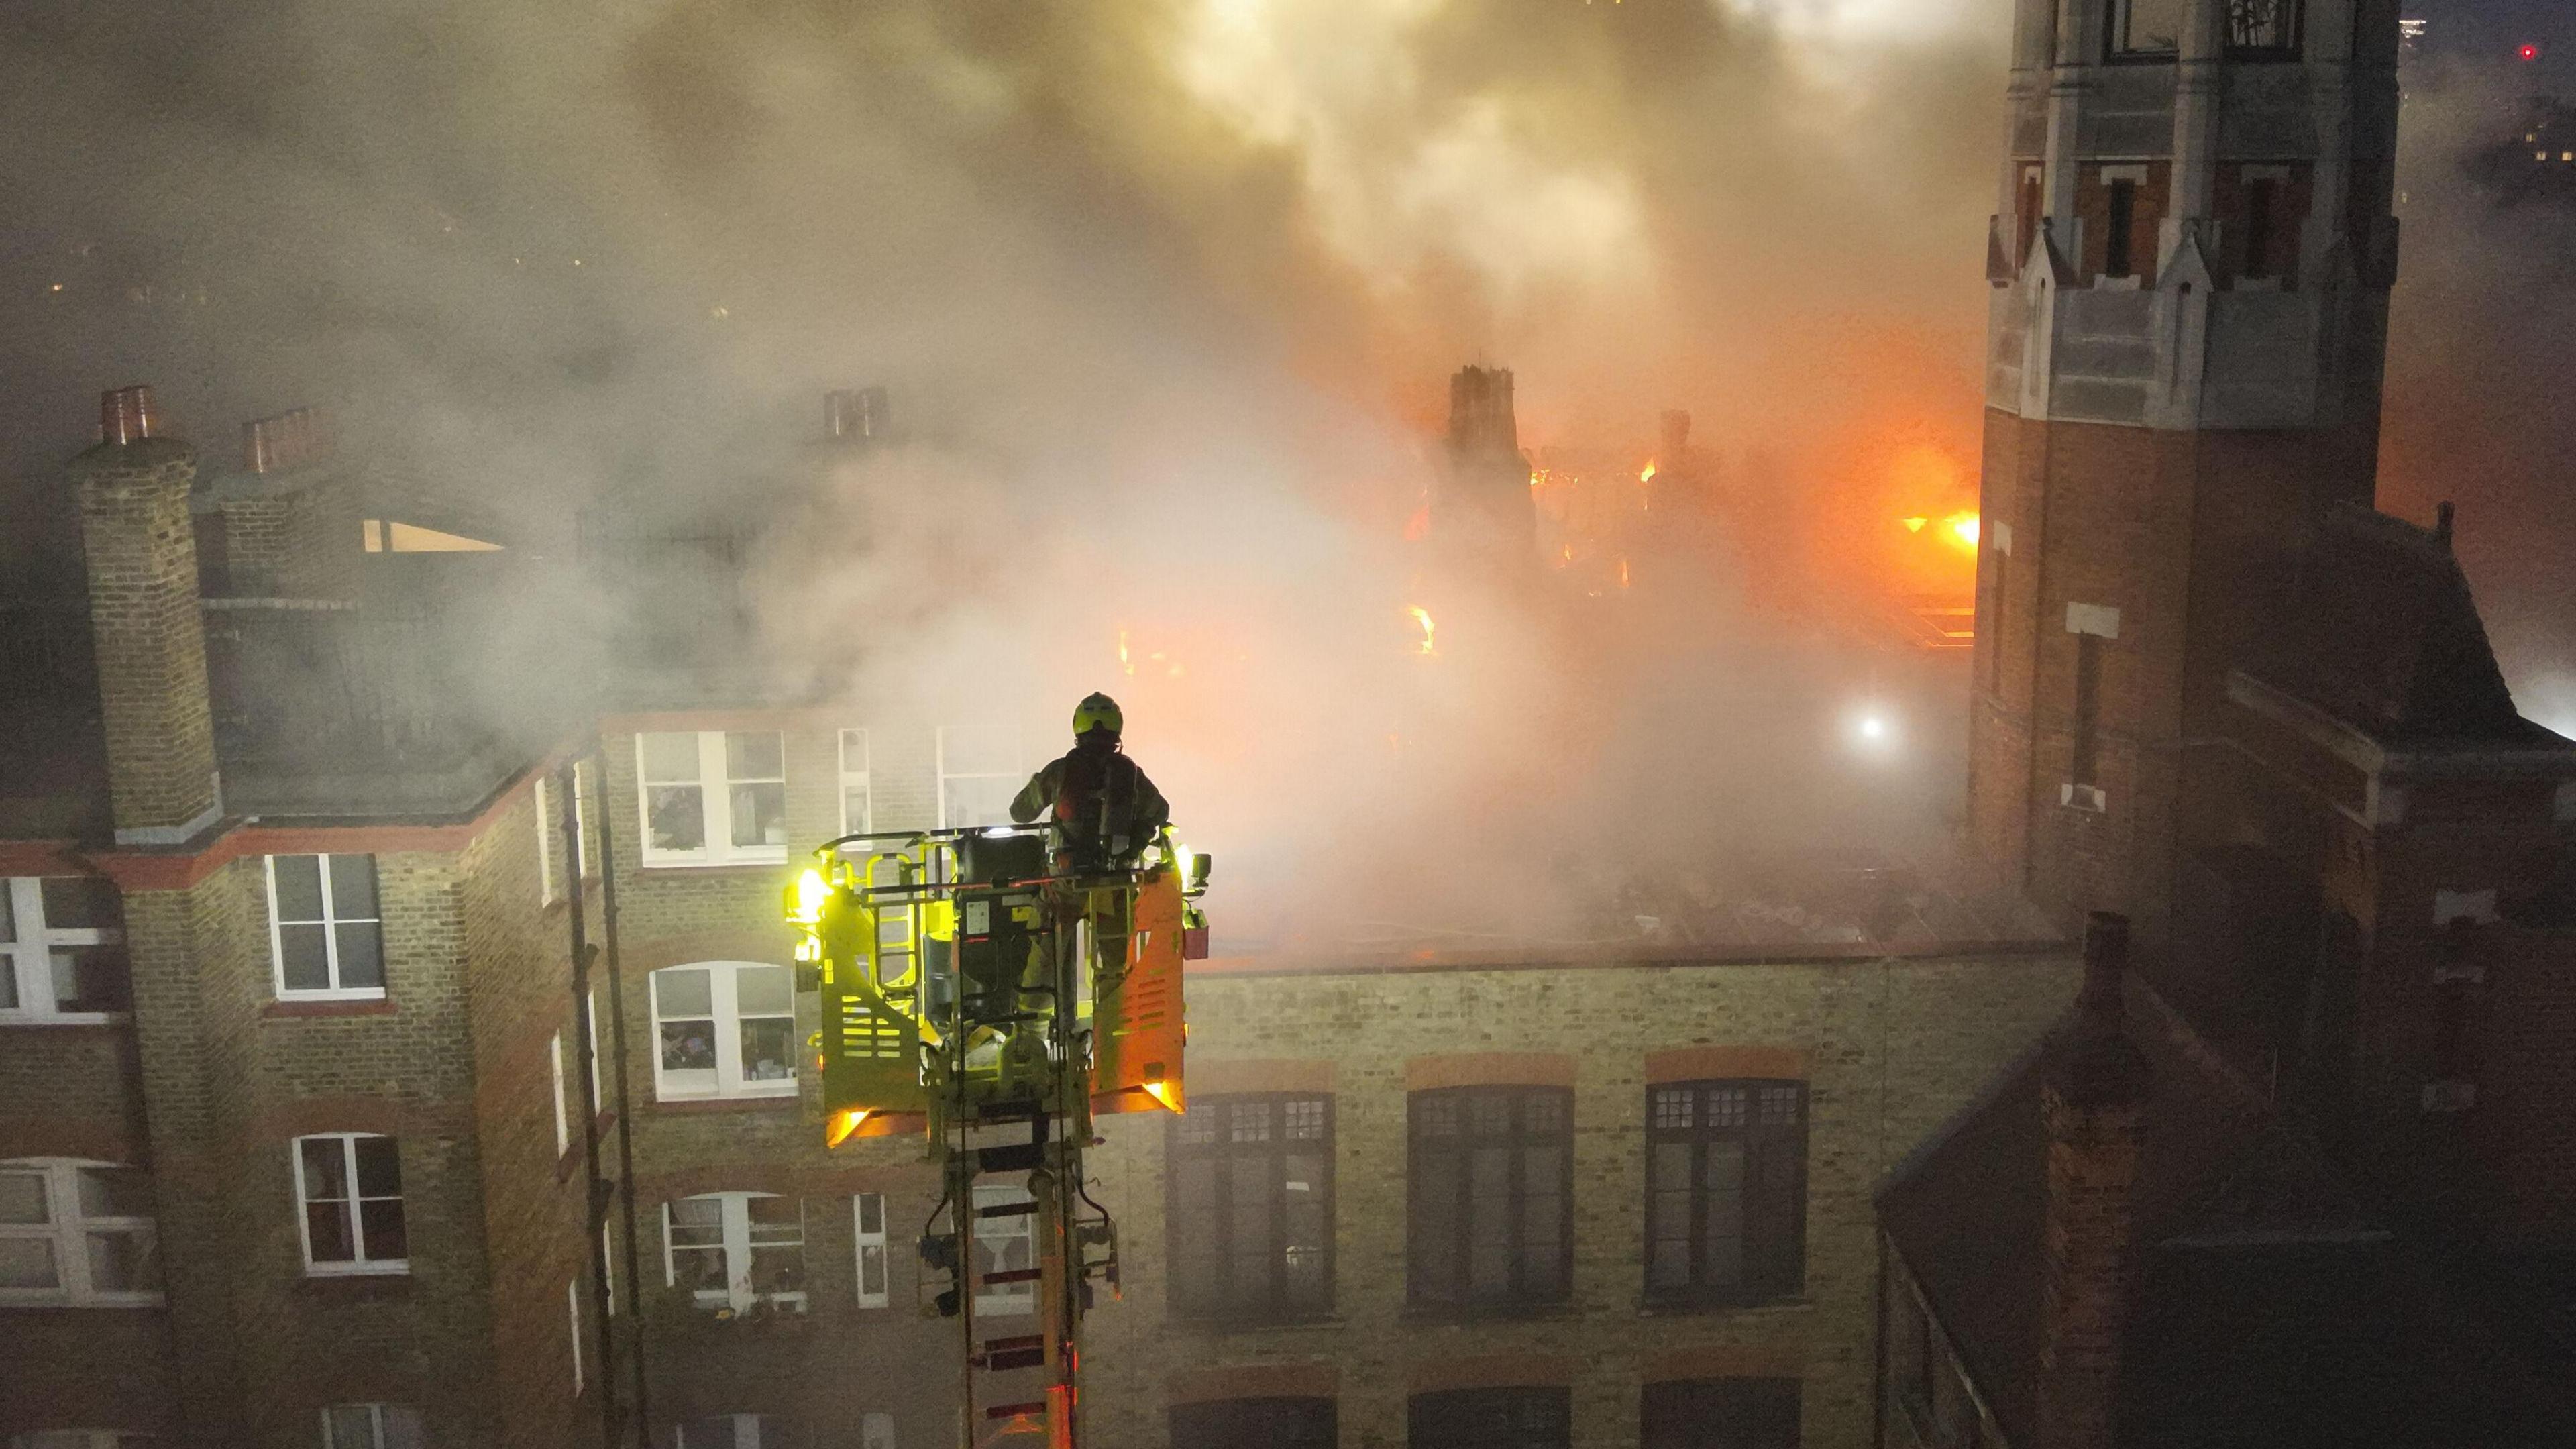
[561,762,620,1449]
[590,744,654,1444]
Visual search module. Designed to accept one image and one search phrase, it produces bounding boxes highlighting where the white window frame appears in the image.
[971,1182,1034,1316]
[572,759,593,880]
[318,1404,422,1449]
[549,1031,571,1158]
[648,962,797,1102]
[586,987,605,1109]
[661,1191,807,1315]
[853,1193,890,1309]
[0,1158,162,1307]
[568,1277,584,1395]
[936,725,1023,829]
[291,1133,407,1276]
[0,877,128,1024]
[536,775,564,906]
[635,731,788,867]
[263,854,386,1001]
[839,729,872,835]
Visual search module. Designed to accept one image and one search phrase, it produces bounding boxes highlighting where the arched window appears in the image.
[649,963,796,1101]
[0,1158,161,1307]
[663,1192,805,1314]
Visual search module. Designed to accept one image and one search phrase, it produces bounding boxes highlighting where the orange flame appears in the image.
[1407,606,1436,656]
[825,1108,871,1148]
[1942,511,1980,549]
[1639,462,1657,484]
[1900,516,1928,533]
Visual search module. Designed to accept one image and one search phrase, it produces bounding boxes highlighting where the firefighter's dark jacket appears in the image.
[1007,733,1171,863]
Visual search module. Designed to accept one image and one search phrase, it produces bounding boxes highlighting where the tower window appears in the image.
[2242,177,2279,280]
[2110,0,2184,56]
[2105,180,2139,278]
[2016,167,2043,268]
[2225,0,2302,55]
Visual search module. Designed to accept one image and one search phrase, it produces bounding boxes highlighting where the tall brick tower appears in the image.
[71,386,223,845]
[1436,365,1538,568]
[1966,0,2404,943]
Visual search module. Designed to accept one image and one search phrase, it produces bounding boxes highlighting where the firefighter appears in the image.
[1011,693,1169,974]
[1010,692,1170,870]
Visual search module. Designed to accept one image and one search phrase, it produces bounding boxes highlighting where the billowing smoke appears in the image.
[4,1,2027,945]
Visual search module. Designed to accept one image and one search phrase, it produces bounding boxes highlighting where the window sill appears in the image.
[297,1270,413,1297]
[637,860,790,877]
[265,998,396,1018]
[0,1015,132,1030]
[651,1094,798,1114]
[0,1296,166,1311]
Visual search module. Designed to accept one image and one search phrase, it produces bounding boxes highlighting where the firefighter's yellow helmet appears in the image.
[1073,692,1123,737]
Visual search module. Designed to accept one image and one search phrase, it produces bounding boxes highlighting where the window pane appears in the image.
[272,855,325,920]
[672,1245,727,1293]
[1228,1155,1271,1300]
[736,965,792,1016]
[843,786,871,834]
[661,1019,716,1073]
[725,731,784,780]
[301,1139,352,1201]
[1413,1150,1458,1300]
[747,1195,802,1236]
[1467,1146,1511,1297]
[1522,1145,1565,1296]
[1704,1142,1746,1287]
[39,876,121,930]
[640,733,700,782]
[307,1201,355,1263]
[2228,0,2298,48]
[329,855,379,918]
[657,968,714,1018]
[749,1242,805,1300]
[334,924,384,990]
[360,1198,407,1260]
[859,1242,888,1298]
[2116,0,2184,52]
[380,1407,427,1449]
[354,1136,403,1198]
[739,1017,793,1082]
[0,1171,50,1223]
[731,783,786,849]
[50,945,132,1013]
[278,923,331,991]
[856,1193,883,1235]
[647,786,707,852]
[0,1236,58,1288]
[0,884,13,940]
[87,1228,160,1291]
[77,1166,152,1219]
[0,963,17,1010]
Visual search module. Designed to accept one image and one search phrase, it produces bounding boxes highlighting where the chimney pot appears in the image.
[99,386,160,445]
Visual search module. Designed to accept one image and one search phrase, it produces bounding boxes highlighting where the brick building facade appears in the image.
[2,385,2086,1449]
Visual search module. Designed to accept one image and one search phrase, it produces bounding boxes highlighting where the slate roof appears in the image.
[2239,504,2559,749]
[1877,979,2571,1447]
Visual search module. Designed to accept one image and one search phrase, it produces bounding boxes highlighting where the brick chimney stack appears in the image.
[2034,912,2150,1449]
[70,386,224,846]
[1446,366,1518,459]
[195,406,358,599]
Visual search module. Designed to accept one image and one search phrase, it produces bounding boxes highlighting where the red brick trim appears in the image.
[1644,1342,1807,1383]
[1406,1354,1574,1395]
[0,1114,147,1165]
[262,998,398,1019]
[1406,1053,1577,1091]
[0,839,90,876]
[1190,1059,1335,1096]
[1645,1046,1811,1084]
[1167,1361,1339,1405]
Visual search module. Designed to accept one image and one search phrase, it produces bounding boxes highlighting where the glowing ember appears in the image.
[1617,557,1631,588]
[1639,462,1657,484]
[1407,606,1436,656]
